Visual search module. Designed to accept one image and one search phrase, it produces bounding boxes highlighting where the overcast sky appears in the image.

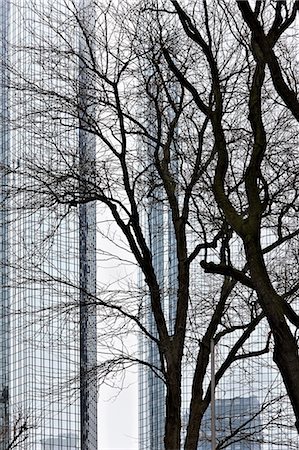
[99,373,138,449]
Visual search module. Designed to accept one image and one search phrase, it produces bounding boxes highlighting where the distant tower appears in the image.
[198,397,262,450]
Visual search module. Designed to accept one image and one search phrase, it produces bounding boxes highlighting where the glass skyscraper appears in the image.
[0,1,97,448]
[138,99,298,450]
[197,397,262,450]
[139,208,299,449]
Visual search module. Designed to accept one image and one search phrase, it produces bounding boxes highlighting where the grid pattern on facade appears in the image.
[0,1,9,447]
[138,141,299,449]
[138,197,167,450]
[1,1,97,448]
[139,227,299,449]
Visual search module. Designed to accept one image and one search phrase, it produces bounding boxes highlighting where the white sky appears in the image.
[99,374,138,450]
[97,211,139,449]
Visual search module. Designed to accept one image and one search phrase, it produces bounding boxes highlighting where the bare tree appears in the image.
[164,0,299,435]
[0,410,34,450]
[2,1,299,449]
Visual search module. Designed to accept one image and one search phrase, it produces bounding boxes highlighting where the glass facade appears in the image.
[0,1,97,448]
[139,216,299,449]
[0,1,9,447]
[198,397,262,450]
[138,116,298,450]
[139,207,299,450]
[139,212,299,449]
[138,200,170,449]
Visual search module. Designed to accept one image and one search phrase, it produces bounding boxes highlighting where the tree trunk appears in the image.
[164,362,182,450]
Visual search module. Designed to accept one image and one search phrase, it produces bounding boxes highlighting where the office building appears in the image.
[198,397,262,450]
[0,0,9,443]
[138,202,299,449]
[0,0,97,448]
[139,212,299,450]
[138,203,299,449]
[138,100,298,450]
